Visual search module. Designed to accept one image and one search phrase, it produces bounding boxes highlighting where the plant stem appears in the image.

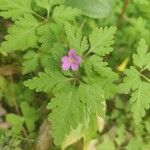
[78,19,87,31]
[140,73,150,83]
[47,0,53,19]
[117,0,130,26]
[83,50,91,60]
[140,64,150,72]
[32,11,48,22]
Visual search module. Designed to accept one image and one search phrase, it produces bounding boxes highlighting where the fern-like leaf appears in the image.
[89,26,116,56]
[130,82,150,124]
[119,39,150,124]
[53,5,80,23]
[0,14,39,52]
[133,39,150,71]
[48,84,84,145]
[22,51,39,74]
[78,83,105,116]
[64,22,89,55]
[24,69,69,93]
[0,0,32,20]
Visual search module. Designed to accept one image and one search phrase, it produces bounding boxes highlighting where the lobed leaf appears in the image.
[78,83,105,116]
[64,22,89,55]
[119,67,141,94]
[89,26,116,56]
[6,114,24,134]
[65,0,113,18]
[24,69,69,93]
[133,39,150,70]
[119,39,150,124]
[53,5,80,23]
[21,101,39,132]
[0,14,40,52]
[22,51,39,74]
[130,82,150,124]
[48,85,85,145]
[0,0,32,20]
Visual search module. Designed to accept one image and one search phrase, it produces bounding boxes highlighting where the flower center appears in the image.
[69,58,75,63]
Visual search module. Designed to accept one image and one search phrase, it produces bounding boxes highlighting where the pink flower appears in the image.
[61,49,82,71]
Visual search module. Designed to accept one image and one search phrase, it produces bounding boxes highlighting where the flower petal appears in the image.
[71,63,78,71]
[62,62,70,70]
[61,56,69,63]
[68,49,76,57]
[74,56,82,64]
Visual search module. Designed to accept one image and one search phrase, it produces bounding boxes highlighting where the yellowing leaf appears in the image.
[117,58,129,72]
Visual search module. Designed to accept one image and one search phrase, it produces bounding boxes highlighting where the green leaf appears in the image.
[61,124,83,150]
[65,22,89,55]
[48,84,85,145]
[79,83,105,117]
[83,55,118,98]
[36,0,65,9]
[130,82,150,124]
[119,67,141,94]
[100,78,118,99]
[35,0,51,12]
[21,101,39,132]
[47,82,105,145]
[24,69,69,93]
[40,43,65,69]
[98,140,115,150]
[89,26,116,56]
[13,84,34,104]
[0,0,32,20]
[83,113,98,142]
[0,14,39,52]
[23,51,39,74]
[115,125,125,146]
[6,114,24,134]
[133,39,150,70]
[53,5,80,23]
[127,138,145,150]
[119,39,150,124]
[65,0,113,18]
[37,23,57,51]
[49,43,65,60]
[86,55,118,80]
[62,113,97,149]
[51,0,65,5]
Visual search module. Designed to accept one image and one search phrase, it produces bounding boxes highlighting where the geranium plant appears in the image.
[0,0,150,150]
